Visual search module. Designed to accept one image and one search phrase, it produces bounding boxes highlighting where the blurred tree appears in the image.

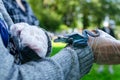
[28,0,61,31]
[28,0,120,31]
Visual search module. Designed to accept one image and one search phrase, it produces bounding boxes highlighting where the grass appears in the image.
[81,64,120,80]
[50,42,66,56]
[51,42,120,80]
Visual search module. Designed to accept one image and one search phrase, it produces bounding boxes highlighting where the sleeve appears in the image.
[0,33,93,80]
[0,0,13,27]
[52,46,94,80]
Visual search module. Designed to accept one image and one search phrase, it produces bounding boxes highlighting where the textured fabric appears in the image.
[75,47,94,78]
[0,34,93,80]
[0,0,13,27]
[52,46,94,80]
[9,23,52,64]
[2,0,39,26]
[10,23,48,57]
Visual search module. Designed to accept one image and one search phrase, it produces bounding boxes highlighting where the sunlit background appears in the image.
[28,0,120,80]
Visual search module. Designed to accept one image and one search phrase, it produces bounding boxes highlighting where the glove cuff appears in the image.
[44,30,52,56]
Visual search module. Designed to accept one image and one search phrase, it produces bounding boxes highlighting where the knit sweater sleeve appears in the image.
[0,34,93,80]
[51,46,94,80]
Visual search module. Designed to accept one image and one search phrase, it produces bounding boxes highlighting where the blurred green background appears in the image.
[27,0,120,80]
[28,0,120,32]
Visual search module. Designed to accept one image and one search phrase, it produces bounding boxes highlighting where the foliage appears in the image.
[81,64,120,80]
[40,10,61,31]
[28,0,120,31]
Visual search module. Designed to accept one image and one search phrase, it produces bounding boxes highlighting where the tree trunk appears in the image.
[82,14,89,29]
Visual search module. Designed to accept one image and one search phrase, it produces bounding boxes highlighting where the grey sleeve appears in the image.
[52,46,94,80]
[0,0,13,26]
[0,34,93,80]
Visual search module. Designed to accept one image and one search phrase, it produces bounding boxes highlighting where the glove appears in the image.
[88,30,120,64]
[10,23,52,64]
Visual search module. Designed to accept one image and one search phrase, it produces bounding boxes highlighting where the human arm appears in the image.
[0,33,93,80]
[0,21,93,80]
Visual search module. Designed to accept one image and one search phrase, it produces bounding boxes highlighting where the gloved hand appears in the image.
[88,30,120,64]
[10,23,51,64]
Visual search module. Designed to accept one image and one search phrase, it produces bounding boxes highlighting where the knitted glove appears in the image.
[10,23,51,64]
